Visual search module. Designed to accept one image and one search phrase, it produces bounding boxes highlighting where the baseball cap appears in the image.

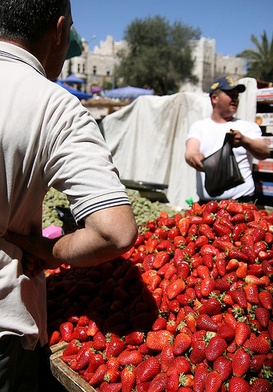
[209,76,246,96]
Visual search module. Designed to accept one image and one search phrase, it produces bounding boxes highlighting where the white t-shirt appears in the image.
[0,42,131,350]
[186,117,263,201]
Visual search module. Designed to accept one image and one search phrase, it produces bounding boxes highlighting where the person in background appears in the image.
[185,76,270,204]
[0,1,137,391]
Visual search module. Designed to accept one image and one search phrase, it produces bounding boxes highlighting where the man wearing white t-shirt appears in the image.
[185,76,269,204]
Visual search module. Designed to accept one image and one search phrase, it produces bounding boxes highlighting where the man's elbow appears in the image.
[117,220,138,253]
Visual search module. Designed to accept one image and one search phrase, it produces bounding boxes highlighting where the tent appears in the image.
[104,86,154,100]
[56,81,92,100]
[60,73,85,84]
[66,27,83,59]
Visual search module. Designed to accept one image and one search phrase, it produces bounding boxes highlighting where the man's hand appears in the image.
[3,231,63,277]
[185,139,205,171]
[230,129,270,160]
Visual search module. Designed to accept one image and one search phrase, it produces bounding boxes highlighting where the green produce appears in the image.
[42,188,182,229]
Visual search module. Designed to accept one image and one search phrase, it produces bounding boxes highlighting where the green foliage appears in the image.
[115,15,201,95]
[237,31,273,82]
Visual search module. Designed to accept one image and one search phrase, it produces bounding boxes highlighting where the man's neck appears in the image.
[211,112,234,123]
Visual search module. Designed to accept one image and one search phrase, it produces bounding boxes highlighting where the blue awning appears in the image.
[56,80,92,100]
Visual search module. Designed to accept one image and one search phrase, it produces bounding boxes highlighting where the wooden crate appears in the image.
[50,346,96,392]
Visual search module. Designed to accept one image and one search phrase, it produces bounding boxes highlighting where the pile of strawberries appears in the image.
[47,200,273,392]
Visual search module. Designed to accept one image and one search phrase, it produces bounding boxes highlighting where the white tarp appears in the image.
[101,78,257,209]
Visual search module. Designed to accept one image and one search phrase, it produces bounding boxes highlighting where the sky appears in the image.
[70,0,273,57]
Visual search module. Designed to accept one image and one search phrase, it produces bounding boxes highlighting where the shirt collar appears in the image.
[0,41,46,77]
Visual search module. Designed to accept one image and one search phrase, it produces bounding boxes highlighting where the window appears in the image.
[93,66,97,75]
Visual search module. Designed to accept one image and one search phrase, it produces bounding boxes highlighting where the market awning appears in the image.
[66,27,83,59]
[104,86,154,100]
[60,73,85,84]
[56,80,92,100]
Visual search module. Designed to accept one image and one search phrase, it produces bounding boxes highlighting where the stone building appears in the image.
[60,35,245,95]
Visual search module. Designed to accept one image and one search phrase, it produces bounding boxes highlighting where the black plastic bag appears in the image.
[201,132,245,197]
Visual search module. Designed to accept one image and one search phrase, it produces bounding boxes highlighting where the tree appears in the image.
[115,15,201,95]
[237,31,273,82]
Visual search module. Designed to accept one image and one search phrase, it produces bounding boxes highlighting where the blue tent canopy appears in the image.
[104,86,154,100]
[56,80,92,100]
[60,73,85,84]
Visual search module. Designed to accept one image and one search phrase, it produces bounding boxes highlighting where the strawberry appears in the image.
[62,339,82,356]
[104,368,120,384]
[230,288,247,308]
[206,335,228,361]
[118,349,143,366]
[258,290,273,310]
[244,335,271,354]
[48,330,61,346]
[199,223,215,240]
[145,236,160,253]
[255,307,270,328]
[232,347,251,377]
[153,251,171,269]
[147,372,168,392]
[193,362,209,392]
[213,221,232,237]
[198,297,222,316]
[69,343,95,372]
[105,333,125,358]
[146,330,174,351]
[141,270,161,290]
[120,364,136,392]
[99,382,122,392]
[189,339,206,364]
[85,351,104,374]
[226,201,244,215]
[249,378,272,392]
[178,217,190,237]
[204,370,222,392]
[167,370,179,392]
[166,278,186,300]
[196,314,218,332]
[166,356,191,376]
[89,363,108,387]
[250,354,267,373]
[244,283,260,305]
[178,373,194,388]
[228,376,250,391]
[235,321,250,346]
[213,355,232,381]
[71,326,88,342]
[92,331,106,351]
[160,345,175,372]
[59,321,74,342]
[200,277,216,297]
[217,323,235,342]
[172,332,192,355]
[135,356,161,384]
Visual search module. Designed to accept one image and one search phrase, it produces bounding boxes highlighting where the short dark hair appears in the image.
[0,0,71,45]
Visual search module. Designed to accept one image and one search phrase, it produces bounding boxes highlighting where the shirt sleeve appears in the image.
[43,93,131,223]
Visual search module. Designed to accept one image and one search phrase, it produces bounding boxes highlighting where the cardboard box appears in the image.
[255,181,273,197]
[257,159,273,172]
[257,88,273,101]
[256,113,273,126]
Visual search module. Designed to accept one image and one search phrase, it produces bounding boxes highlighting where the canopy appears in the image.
[60,73,85,84]
[56,81,92,100]
[104,86,154,100]
[91,86,103,93]
[66,27,83,59]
